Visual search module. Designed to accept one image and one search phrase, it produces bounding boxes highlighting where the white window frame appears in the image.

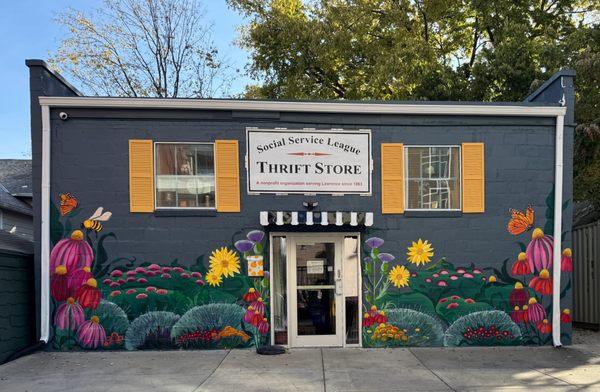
[154,141,216,210]
[404,145,462,211]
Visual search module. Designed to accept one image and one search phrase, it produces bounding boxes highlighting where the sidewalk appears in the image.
[2,344,600,392]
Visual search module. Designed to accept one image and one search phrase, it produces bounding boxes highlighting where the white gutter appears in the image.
[37,97,567,347]
[38,96,567,117]
[40,105,51,344]
[552,114,565,347]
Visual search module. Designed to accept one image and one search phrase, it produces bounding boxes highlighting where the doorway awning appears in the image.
[260,211,373,227]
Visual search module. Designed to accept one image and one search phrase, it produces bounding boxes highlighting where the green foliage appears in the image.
[409,261,489,304]
[435,296,492,324]
[385,308,445,347]
[88,300,129,337]
[444,311,522,347]
[125,311,180,350]
[106,288,190,321]
[382,290,436,316]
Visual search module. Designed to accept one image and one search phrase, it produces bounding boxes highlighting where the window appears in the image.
[155,143,215,208]
[405,146,461,210]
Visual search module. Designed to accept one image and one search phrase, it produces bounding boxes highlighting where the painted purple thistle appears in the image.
[377,253,395,263]
[363,257,373,264]
[365,237,384,249]
[77,316,106,349]
[235,240,254,253]
[263,271,270,279]
[247,230,265,243]
[526,228,554,272]
[54,297,84,331]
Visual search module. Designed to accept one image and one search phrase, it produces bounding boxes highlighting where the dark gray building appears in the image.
[27,59,574,352]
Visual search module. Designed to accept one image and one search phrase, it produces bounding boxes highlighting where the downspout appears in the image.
[40,104,51,344]
[551,112,565,348]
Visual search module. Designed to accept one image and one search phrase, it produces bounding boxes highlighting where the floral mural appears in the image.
[50,194,270,351]
[361,192,572,347]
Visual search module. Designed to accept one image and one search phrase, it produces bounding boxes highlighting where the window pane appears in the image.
[344,236,359,345]
[155,143,215,208]
[406,146,460,210]
[272,236,288,345]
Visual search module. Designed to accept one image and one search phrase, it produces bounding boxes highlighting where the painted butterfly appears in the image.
[507,205,534,236]
[59,193,78,216]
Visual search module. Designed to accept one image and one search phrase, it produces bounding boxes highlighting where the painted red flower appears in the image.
[561,309,572,323]
[243,288,260,303]
[511,252,532,275]
[561,249,572,272]
[509,282,530,306]
[529,269,552,296]
[537,319,552,334]
[51,265,70,301]
[75,278,101,310]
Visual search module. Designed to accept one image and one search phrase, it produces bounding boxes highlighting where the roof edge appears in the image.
[38,96,567,117]
[26,59,83,97]
[524,68,576,102]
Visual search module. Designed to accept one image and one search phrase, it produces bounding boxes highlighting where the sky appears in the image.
[0,0,252,159]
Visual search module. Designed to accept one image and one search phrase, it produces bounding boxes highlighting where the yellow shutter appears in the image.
[381,143,404,214]
[215,140,240,212]
[129,139,154,213]
[462,142,485,213]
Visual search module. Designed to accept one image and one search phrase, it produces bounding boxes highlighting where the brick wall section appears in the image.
[0,251,35,363]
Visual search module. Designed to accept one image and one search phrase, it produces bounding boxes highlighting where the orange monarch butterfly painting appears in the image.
[59,193,78,216]
[507,205,534,235]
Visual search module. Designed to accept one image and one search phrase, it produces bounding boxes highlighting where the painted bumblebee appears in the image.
[82,207,112,233]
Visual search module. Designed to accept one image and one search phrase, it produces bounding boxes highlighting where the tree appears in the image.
[229,0,600,204]
[50,0,231,98]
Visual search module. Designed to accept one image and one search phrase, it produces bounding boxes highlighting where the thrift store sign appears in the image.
[247,129,372,194]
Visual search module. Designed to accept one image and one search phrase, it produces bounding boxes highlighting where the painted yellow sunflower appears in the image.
[205,270,223,287]
[406,239,434,265]
[389,265,410,288]
[209,247,241,277]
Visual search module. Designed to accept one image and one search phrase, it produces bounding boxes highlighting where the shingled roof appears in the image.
[0,183,32,216]
[0,159,32,197]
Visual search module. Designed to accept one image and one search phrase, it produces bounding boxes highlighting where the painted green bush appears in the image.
[382,291,436,315]
[435,296,493,324]
[385,308,445,347]
[409,261,489,304]
[125,311,180,350]
[100,265,252,320]
[444,310,522,347]
[170,303,249,349]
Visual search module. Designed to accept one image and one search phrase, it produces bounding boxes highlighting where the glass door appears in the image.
[288,235,343,347]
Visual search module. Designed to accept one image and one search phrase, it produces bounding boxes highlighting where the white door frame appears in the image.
[269,232,362,348]
[288,234,344,347]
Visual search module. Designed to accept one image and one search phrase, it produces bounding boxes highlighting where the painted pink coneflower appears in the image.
[137,278,148,284]
[437,280,447,287]
[77,316,106,349]
[145,286,157,292]
[126,270,137,277]
[180,273,191,279]
[191,271,202,278]
[156,289,168,295]
[161,273,171,279]
[49,230,93,273]
[257,318,269,335]
[162,267,171,273]
[110,269,123,277]
[172,267,184,273]
[126,289,136,295]
[526,228,554,272]
[134,267,146,273]
[251,298,266,314]
[243,306,255,324]
[148,264,161,271]
[54,297,84,331]
[136,293,148,300]
[526,298,546,323]
[110,290,121,297]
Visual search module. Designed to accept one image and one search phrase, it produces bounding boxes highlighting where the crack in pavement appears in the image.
[408,349,457,392]
[192,349,231,392]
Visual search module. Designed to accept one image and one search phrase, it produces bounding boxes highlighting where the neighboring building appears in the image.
[27,59,574,352]
[0,159,33,244]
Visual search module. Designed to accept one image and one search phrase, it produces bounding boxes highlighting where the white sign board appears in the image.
[246,129,372,194]
[306,260,325,275]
